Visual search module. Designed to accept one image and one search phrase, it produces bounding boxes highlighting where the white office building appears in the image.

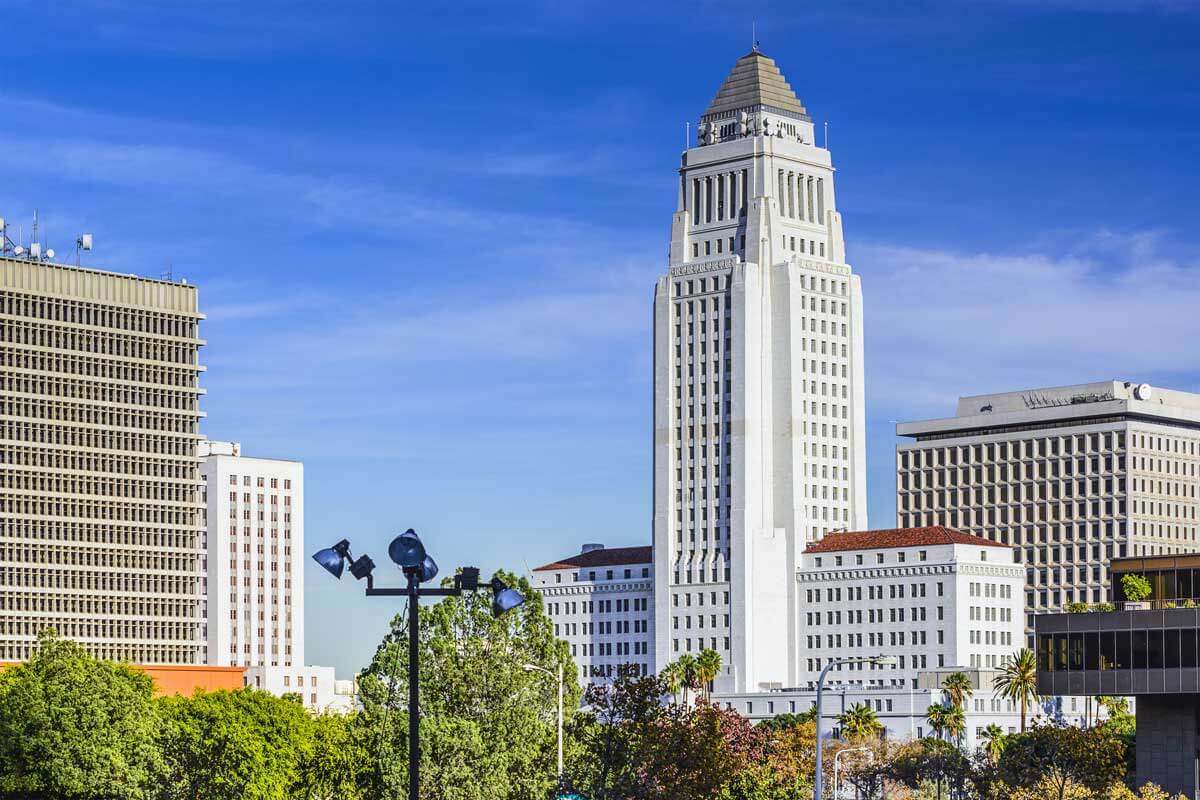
[796,526,1024,687]
[897,380,1200,640]
[199,440,304,668]
[244,664,356,713]
[532,544,654,690]
[652,47,868,694]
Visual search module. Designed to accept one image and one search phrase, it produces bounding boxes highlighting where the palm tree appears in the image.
[980,723,1007,762]
[941,671,974,712]
[675,653,698,705]
[838,701,883,740]
[993,648,1040,732]
[926,703,949,740]
[942,703,966,744]
[695,648,722,701]
[659,662,683,704]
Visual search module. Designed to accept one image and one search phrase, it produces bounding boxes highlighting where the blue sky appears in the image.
[2,0,1198,677]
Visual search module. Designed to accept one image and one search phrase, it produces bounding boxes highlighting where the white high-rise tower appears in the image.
[653,49,868,693]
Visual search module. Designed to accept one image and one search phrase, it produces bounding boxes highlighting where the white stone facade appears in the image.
[532,544,654,690]
[199,440,304,668]
[796,528,1025,689]
[244,664,356,713]
[897,380,1200,643]
[653,49,868,695]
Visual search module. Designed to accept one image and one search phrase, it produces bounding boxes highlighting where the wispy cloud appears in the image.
[860,229,1200,420]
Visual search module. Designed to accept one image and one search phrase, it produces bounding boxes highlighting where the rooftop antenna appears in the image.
[75,233,93,266]
[751,21,759,52]
[685,121,690,150]
[824,121,829,149]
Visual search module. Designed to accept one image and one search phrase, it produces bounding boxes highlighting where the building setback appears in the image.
[532,544,654,689]
[653,48,868,694]
[199,440,304,668]
[0,254,206,663]
[897,380,1200,643]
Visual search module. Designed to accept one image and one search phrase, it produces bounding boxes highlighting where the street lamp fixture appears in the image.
[814,655,896,800]
[313,529,526,800]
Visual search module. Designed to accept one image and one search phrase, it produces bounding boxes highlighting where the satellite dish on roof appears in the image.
[1135,383,1153,401]
[45,248,55,260]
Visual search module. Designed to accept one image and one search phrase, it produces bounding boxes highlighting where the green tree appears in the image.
[294,711,371,800]
[0,631,163,800]
[1122,573,1152,603]
[994,648,1041,732]
[942,703,966,744]
[996,724,1127,800]
[980,724,1008,763]
[926,703,950,740]
[756,709,816,732]
[570,664,670,800]
[156,688,314,800]
[696,648,723,701]
[837,702,882,741]
[357,570,576,800]
[675,653,699,705]
[942,671,974,712]
[660,662,684,704]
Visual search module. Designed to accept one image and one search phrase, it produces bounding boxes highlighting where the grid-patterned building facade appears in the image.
[199,440,304,668]
[897,381,1200,643]
[532,544,654,690]
[0,255,206,663]
[653,49,868,694]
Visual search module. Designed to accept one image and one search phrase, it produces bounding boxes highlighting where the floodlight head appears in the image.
[388,529,426,570]
[348,554,376,581]
[312,539,352,579]
[873,655,899,667]
[456,566,480,591]
[490,576,526,617]
[417,554,438,583]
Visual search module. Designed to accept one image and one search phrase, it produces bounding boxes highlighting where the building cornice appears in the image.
[535,581,653,596]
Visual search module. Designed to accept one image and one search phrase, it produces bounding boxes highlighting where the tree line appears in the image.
[0,573,1176,799]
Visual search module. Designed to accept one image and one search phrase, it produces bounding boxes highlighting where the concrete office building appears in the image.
[199,440,304,668]
[653,48,868,694]
[1036,553,1200,798]
[898,380,1200,641]
[532,544,654,689]
[0,250,207,664]
[796,526,1024,687]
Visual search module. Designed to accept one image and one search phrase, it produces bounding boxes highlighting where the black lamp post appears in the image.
[312,529,525,800]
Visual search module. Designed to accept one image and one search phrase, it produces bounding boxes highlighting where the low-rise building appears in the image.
[532,544,654,689]
[1035,553,1200,798]
[796,526,1025,690]
[244,664,356,713]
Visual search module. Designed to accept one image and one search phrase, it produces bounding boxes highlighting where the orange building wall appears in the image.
[0,662,246,696]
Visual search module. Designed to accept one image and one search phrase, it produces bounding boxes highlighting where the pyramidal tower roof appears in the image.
[701,49,811,123]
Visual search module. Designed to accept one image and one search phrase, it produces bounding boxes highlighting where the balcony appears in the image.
[1035,607,1200,696]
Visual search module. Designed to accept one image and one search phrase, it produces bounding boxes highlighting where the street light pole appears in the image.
[833,746,874,800]
[524,662,564,786]
[406,568,420,800]
[814,655,897,800]
[312,531,526,800]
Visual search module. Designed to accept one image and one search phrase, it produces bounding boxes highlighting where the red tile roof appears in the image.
[533,545,653,572]
[803,526,1007,554]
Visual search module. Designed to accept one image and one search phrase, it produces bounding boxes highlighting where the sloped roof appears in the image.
[533,545,652,572]
[702,50,810,121]
[804,526,1008,554]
